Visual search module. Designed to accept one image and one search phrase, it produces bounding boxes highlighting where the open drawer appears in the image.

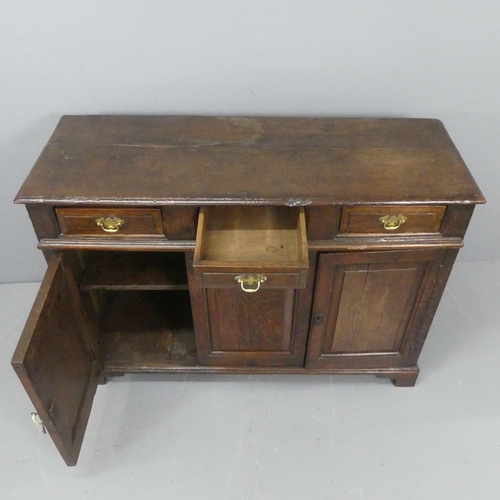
[193,206,309,290]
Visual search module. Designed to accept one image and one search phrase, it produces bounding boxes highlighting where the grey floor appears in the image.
[1,260,499,500]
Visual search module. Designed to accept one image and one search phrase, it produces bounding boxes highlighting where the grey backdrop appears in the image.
[1,0,498,283]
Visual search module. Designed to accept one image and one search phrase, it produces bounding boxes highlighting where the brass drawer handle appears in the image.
[235,274,267,293]
[379,214,407,230]
[95,216,124,233]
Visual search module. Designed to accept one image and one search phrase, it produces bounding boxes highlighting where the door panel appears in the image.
[306,249,445,369]
[11,254,100,466]
[187,253,314,367]
[324,263,424,353]
[206,288,295,352]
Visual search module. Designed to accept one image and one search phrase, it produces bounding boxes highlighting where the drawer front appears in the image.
[199,271,302,290]
[56,208,164,237]
[339,205,447,235]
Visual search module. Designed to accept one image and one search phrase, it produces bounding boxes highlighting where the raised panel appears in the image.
[306,249,445,369]
[187,252,312,367]
[323,264,424,354]
[207,288,294,352]
[11,254,100,466]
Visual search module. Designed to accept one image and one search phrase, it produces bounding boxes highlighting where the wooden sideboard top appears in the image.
[15,115,485,206]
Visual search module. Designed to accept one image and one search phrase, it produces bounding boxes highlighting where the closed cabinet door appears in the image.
[306,249,445,369]
[187,255,314,368]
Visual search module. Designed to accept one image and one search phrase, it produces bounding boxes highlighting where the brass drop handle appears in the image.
[95,216,124,233]
[235,274,267,293]
[379,214,407,231]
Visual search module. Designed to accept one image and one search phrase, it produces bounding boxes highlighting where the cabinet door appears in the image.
[11,254,100,466]
[187,256,313,367]
[306,249,445,369]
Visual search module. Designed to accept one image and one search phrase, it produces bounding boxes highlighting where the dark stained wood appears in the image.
[56,207,164,236]
[26,204,59,239]
[325,263,419,352]
[306,249,445,369]
[308,236,463,251]
[200,272,303,289]
[376,366,420,387]
[37,235,464,253]
[339,205,447,235]
[11,254,100,466]
[206,288,295,352]
[407,249,460,366]
[25,204,59,263]
[102,364,421,379]
[61,251,102,358]
[307,206,341,240]
[15,117,485,206]
[187,252,313,367]
[12,116,485,465]
[101,290,196,371]
[192,285,301,366]
[80,251,188,290]
[38,237,195,252]
[161,206,197,240]
[440,205,476,238]
[45,116,460,149]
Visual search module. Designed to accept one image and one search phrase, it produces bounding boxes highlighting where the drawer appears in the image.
[339,205,447,235]
[193,206,309,289]
[56,208,164,237]
[199,271,302,290]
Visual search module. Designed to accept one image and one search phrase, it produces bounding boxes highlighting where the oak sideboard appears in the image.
[12,116,484,465]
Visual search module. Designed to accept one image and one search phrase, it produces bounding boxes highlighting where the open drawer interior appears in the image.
[193,206,309,287]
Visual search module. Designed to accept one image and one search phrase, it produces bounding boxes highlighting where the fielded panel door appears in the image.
[187,254,314,368]
[306,249,445,369]
[11,254,101,466]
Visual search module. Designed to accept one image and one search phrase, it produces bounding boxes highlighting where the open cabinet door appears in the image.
[11,254,101,466]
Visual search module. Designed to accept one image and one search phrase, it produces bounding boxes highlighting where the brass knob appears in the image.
[235,274,267,293]
[379,214,407,231]
[95,216,124,233]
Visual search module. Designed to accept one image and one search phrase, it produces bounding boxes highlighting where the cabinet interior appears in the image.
[80,250,196,371]
[81,251,189,290]
[101,289,196,370]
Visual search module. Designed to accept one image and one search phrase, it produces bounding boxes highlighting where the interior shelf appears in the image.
[81,251,188,290]
[100,290,197,370]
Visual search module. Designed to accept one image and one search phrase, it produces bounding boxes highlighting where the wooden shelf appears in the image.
[101,290,196,370]
[81,251,188,290]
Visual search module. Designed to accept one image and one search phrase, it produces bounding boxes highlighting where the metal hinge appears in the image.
[31,412,46,434]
